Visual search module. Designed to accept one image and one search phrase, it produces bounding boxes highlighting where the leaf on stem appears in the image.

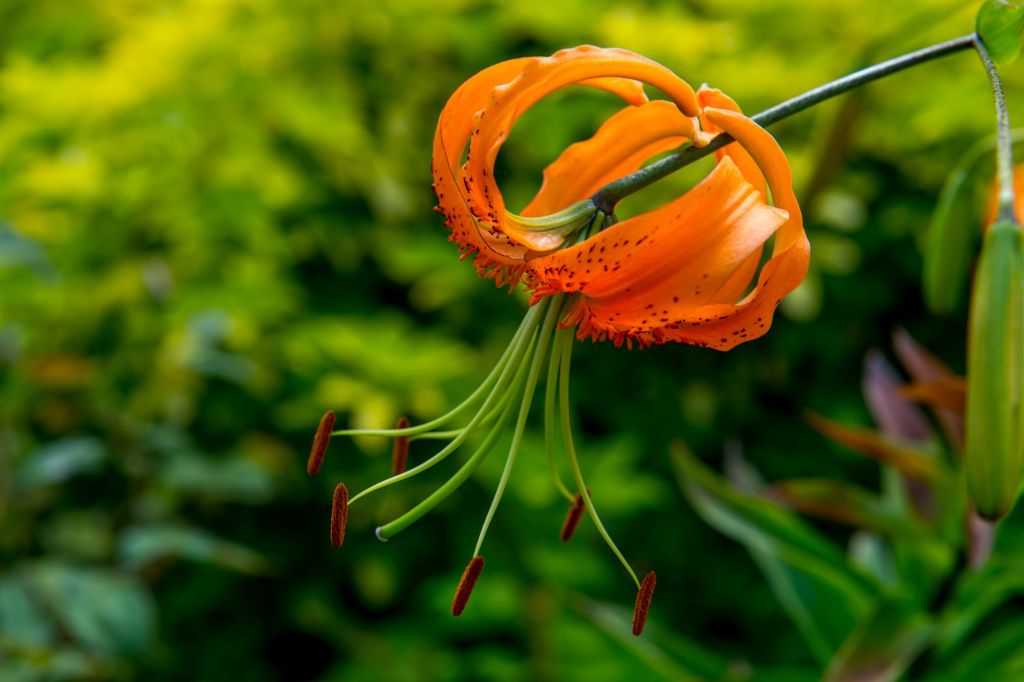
[977,0,1024,65]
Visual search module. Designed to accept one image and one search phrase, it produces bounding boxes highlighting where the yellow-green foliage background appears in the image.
[3,1,1023,680]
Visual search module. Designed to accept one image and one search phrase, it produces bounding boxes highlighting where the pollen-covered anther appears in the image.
[631,570,657,636]
[560,492,587,542]
[392,416,411,474]
[330,482,349,548]
[452,556,485,616]
[306,410,336,477]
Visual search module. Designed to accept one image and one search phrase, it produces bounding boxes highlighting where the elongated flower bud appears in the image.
[965,220,1024,519]
[307,411,336,476]
[392,416,411,474]
[452,556,485,616]
[560,492,586,542]
[632,571,657,636]
[330,483,349,547]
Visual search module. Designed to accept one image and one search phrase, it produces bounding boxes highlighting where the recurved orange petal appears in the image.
[433,47,703,286]
[702,107,804,252]
[697,86,766,196]
[529,106,807,350]
[531,157,788,348]
[521,100,698,217]
[466,47,700,222]
[433,59,535,285]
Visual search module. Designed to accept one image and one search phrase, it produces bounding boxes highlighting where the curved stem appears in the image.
[472,295,565,556]
[556,329,640,589]
[591,33,976,213]
[974,34,1017,222]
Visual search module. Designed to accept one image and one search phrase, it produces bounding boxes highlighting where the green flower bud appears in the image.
[965,219,1024,519]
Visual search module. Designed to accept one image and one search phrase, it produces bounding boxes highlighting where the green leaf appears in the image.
[770,478,925,538]
[572,596,731,682]
[161,452,274,503]
[825,596,934,682]
[26,562,155,657]
[0,222,56,277]
[934,557,1024,658]
[924,167,981,313]
[15,437,105,490]
[930,617,1024,681]
[0,570,56,648]
[922,131,1024,317]
[977,0,1024,65]
[671,442,876,663]
[118,524,269,574]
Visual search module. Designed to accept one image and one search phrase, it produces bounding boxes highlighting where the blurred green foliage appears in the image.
[3,0,1024,680]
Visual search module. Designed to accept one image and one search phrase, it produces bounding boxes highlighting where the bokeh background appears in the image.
[3,1,1023,680]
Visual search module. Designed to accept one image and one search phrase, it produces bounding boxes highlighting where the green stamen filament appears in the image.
[332,303,542,440]
[544,314,574,502]
[472,295,565,556]
[542,210,605,503]
[409,394,507,441]
[349,302,547,507]
[556,327,640,589]
[377,337,536,539]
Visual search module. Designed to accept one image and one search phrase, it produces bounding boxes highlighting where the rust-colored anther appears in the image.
[306,411,336,477]
[452,556,485,616]
[330,483,349,548]
[391,416,411,474]
[631,571,657,636]
[560,492,586,542]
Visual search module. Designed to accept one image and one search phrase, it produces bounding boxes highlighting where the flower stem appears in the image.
[591,33,976,213]
[974,34,1017,222]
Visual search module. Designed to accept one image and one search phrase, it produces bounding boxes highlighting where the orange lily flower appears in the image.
[312,46,808,634]
[435,46,808,349]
